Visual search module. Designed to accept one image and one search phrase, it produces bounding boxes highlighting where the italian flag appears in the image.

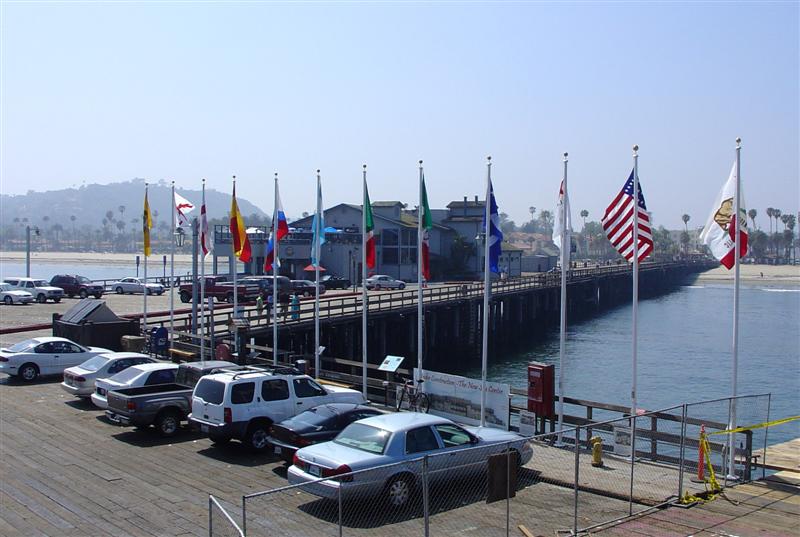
[420,176,432,280]
[364,182,376,269]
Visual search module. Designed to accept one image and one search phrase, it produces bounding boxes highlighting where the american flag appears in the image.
[602,170,653,262]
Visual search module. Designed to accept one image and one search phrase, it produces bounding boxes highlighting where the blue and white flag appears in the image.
[483,179,504,273]
[310,178,325,267]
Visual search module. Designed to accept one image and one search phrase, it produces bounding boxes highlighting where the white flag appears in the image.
[200,194,213,259]
[553,180,572,260]
[174,191,196,227]
[700,161,748,270]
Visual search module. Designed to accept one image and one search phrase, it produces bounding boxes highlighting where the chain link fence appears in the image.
[209,495,244,537]
[222,393,772,537]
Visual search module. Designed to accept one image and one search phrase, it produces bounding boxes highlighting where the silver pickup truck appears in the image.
[105,360,238,437]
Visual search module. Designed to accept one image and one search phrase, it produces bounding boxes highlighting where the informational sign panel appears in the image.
[613,426,632,457]
[378,355,404,372]
[414,368,510,430]
[518,410,536,437]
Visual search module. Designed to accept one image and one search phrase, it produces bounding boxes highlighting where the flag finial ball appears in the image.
[363,164,367,170]
[487,155,492,162]
[419,160,423,165]
[633,144,639,152]
[563,152,568,158]
[736,137,742,145]
[317,169,320,174]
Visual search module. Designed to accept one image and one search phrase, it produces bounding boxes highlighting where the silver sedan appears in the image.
[110,277,164,295]
[287,412,532,508]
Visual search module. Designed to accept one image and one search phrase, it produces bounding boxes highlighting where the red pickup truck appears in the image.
[178,276,259,304]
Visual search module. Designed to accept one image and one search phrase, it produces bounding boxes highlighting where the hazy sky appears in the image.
[1,1,798,229]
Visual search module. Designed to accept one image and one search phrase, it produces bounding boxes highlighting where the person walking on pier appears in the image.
[256,294,264,323]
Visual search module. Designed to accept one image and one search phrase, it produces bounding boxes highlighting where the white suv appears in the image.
[189,369,366,451]
[3,277,64,303]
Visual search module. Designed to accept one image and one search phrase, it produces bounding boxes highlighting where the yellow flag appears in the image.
[143,188,153,256]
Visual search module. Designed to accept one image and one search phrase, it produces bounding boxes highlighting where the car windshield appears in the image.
[79,355,110,372]
[78,276,92,283]
[334,423,390,454]
[5,340,36,352]
[284,405,339,428]
[33,280,48,286]
[109,367,145,384]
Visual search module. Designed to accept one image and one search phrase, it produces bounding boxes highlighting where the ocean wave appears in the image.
[682,285,705,289]
[760,288,800,293]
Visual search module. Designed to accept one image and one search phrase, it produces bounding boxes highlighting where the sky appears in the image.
[1,1,798,230]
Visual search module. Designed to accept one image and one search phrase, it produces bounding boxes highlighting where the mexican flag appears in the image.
[420,176,432,280]
[364,182,376,269]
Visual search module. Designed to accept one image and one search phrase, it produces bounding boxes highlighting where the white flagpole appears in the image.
[143,183,149,335]
[557,153,569,443]
[631,145,640,439]
[417,161,424,383]
[170,180,175,350]
[273,173,279,366]
[200,179,206,366]
[480,156,492,427]
[314,170,322,378]
[232,176,239,357]
[361,165,368,399]
[728,137,742,478]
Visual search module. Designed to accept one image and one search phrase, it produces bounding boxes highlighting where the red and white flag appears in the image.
[174,191,196,227]
[700,161,748,269]
[602,169,653,262]
[200,189,212,258]
[553,179,572,259]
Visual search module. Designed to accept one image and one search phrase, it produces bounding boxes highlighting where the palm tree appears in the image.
[580,209,589,228]
[681,214,690,232]
[766,208,774,234]
[781,213,789,232]
[774,209,782,231]
[529,206,536,223]
[748,208,757,230]
[118,205,126,221]
[105,210,115,223]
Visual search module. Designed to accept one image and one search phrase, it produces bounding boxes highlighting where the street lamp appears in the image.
[174,227,186,248]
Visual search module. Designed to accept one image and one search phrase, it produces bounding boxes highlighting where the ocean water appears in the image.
[0,261,191,282]
[468,282,800,446]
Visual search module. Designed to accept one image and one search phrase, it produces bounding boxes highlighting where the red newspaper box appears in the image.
[527,362,555,417]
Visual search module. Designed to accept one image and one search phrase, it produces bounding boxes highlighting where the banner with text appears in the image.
[414,368,510,430]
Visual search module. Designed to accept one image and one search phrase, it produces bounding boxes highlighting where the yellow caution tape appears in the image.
[707,415,800,436]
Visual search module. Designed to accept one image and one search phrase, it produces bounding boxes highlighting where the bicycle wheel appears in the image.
[396,388,407,411]
[416,393,431,413]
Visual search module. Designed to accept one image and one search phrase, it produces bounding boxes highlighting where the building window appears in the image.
[383,248,399,264]
[382,229,399,246]
[401,228,417,246]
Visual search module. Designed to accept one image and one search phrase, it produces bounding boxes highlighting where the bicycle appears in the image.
[396,377,430,413]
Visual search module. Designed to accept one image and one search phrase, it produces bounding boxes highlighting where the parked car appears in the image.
[3,277,64,303]
[0,337,111,381]
[178,276,258,304]
[290,279,325,297]
[365,275,406,290]
[110,277,164,295]
[241,275,292,300]
[61,353,155,398]
[320,275,351,290]
[104,361,238,437]
[50,274,104,299]
[0,283,34,305]
[189,369,366,451]
[267,403,384,462]
[287,413,533,508]
[91,362,178,409]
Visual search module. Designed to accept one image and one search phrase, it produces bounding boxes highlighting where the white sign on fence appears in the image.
[518,410,536,437]
[414,368,510,430]
[613,425,632,457]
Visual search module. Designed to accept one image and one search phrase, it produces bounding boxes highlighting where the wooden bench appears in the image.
[168,348,198,362]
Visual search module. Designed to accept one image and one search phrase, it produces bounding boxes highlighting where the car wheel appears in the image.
[375,284,381,290]
[179,292,191,304]
[209,433,231,445]
[245,423,271,451]
[155,410,180,437]
[19,363,39,382]
[303,291,311,298]
[3,296,11,305]
[115,286,124,294]
[53,298,61,303]
[226,293,235,304]
[384,475,414,508]
[37,294,47,303]
[79,289,88,299]
[398,283,406,290]
[93,294,103,299]
[158,290,164,295]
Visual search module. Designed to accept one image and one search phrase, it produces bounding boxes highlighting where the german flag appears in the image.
[230,182,252,262]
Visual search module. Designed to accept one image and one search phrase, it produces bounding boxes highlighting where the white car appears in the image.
[61,353,156,398]
[365,275,406,290]
[0,282,34,305]
[110,277,165,295]
[91,362,178,409]
[0,337,112,381]
[3,277,64,303]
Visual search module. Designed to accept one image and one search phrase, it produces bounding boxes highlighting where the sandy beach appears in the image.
[0,250,194,267]
[693,263,800,286]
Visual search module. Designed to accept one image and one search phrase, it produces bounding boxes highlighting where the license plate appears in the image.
[273,446,282,455]
[201,425,209,433]
[308,464,321,477]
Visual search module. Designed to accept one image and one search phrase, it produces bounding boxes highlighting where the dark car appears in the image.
[320,275,351,290]
[50,275,104,299]
[266,403,383,462]
[290,279,325,298]
[241,275,292,300]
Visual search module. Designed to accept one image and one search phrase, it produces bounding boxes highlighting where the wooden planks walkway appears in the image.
[753,437,800,474]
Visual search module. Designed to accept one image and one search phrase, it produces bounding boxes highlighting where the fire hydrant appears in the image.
[591,436,604,467]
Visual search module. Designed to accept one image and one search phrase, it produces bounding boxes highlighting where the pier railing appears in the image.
[230,393,770,537]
